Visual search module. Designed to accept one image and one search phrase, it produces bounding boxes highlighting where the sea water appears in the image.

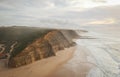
[76,26,120,77]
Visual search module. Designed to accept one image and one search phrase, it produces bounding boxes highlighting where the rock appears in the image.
[8,39,55,67]
[44,30,70,52]
[7,30,79,68]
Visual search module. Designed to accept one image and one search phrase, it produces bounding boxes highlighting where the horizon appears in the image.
[0,0,120,28]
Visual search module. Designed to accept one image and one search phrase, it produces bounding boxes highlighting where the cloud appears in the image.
[92,0,106,3]
[0,0,120,29]
[86,18,117,25]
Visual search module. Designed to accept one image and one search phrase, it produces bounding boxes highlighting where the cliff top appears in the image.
[0,26,53,58]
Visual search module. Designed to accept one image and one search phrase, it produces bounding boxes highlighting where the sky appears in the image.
[0,0,120,29]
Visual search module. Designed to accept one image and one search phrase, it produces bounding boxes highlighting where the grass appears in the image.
[0,26,52,58]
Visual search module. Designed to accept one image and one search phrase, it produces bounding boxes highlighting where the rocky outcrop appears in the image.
[60,30,79,45]
[45,30,70,52]
[7,30,79,68]
[8,39,55,67]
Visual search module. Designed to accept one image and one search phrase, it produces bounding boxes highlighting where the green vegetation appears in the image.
[0,26,52,58]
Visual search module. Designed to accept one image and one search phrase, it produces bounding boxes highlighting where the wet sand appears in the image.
[0,46,76,77]
[49,26,120,77]
[49,46,95,77]
[2,27,119,77]
[76,29,120,77]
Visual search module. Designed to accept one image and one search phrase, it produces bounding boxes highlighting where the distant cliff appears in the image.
[0,26,79,68]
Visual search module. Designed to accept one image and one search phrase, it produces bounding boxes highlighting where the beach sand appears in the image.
[0,46,76,77]
[49,46,95,77]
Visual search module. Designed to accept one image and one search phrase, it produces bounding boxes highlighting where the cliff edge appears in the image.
[0,27,79,68]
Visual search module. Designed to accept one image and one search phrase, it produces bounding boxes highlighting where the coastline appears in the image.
[49,45,95,77]
[0,46,76,77]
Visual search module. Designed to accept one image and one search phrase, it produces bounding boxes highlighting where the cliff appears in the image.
[0,27,79,68]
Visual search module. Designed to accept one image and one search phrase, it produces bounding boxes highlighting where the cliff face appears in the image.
[6,29,79,68]
[8,39,55,67]
[45,31,70,52]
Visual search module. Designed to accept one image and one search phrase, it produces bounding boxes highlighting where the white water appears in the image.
[76,26,120,77]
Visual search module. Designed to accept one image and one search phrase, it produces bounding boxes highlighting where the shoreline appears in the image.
[49,45,95,77]
[0,46,76,77]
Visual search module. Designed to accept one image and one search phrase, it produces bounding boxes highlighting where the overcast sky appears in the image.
[0,0,120,29]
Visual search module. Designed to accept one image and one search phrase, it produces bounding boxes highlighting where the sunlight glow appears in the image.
[87,18,117,25]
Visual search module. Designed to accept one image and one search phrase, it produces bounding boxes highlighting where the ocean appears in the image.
[76,25,120,77]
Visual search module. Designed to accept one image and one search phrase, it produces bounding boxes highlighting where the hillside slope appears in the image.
[0,26,79,68]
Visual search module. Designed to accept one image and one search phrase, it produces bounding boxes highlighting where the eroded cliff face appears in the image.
[8,30,79,68]
[8,39,55,67]
[45,30,71,52]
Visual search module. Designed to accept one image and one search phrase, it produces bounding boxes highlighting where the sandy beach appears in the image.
[50,26,120,77]
[0,0,119,76]
[1,26,120,77]
[0,46,76,77]
[49,45,95,77]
